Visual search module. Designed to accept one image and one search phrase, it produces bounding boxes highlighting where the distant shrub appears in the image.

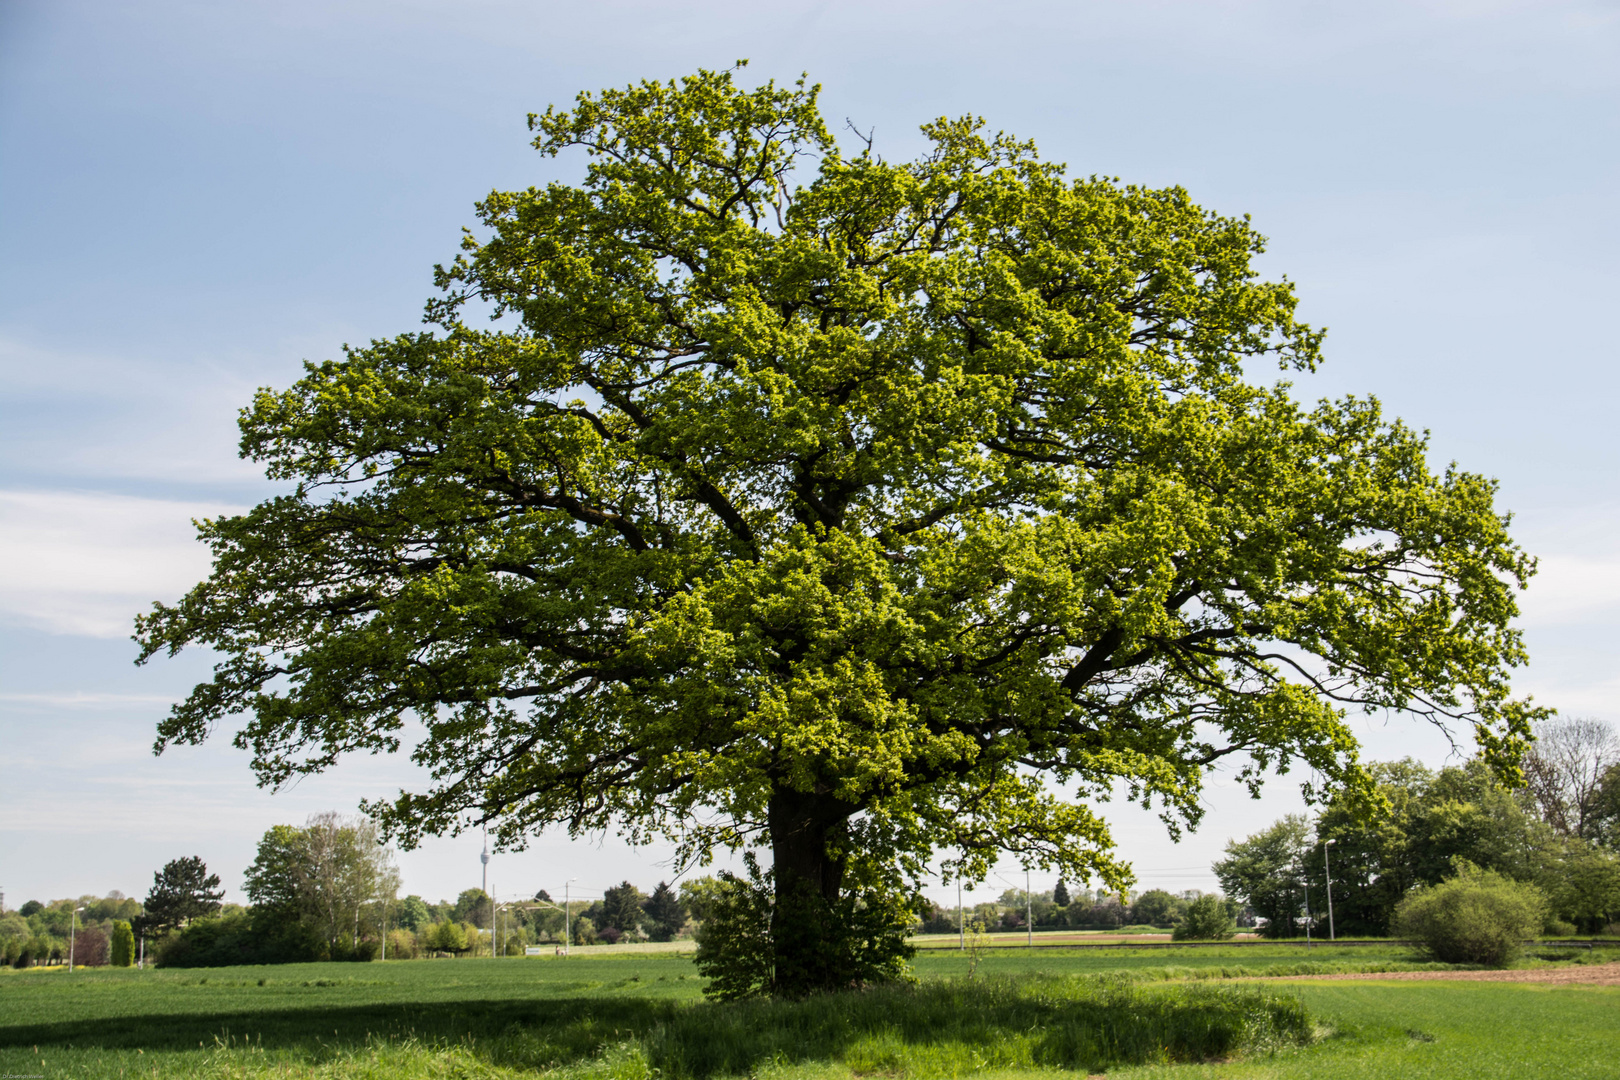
[1544,918,1577,938]
[1394,863,1547,967]
[425,920,469,954]
[1173,895,1237,941]
[72,926,110,967]
[110,920,136,967]
[385,928,417,959]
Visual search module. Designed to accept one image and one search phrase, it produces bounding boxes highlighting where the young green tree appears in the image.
[136,67,1541,996]
[396,895,431,931]
[452,888,492,930]
[1214,816,1311,938]
[244,814,399,960]
[1172,894,1236,940]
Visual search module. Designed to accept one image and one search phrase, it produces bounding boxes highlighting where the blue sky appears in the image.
[2,0,1618,912]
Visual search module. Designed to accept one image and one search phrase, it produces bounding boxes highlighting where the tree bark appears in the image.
[767,784,857,993]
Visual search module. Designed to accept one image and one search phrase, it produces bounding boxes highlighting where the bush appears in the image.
[1394,863,1547,966]
[1544,918,1578,938]
[110,919,136,966]
[385,928,417,959]
[693,858,915,1001]
[693,868,775,1000]
[1173,895,1237,941]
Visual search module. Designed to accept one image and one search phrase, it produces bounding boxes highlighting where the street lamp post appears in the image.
[1301,865,1312,950]
[1026,869,1032,947]
[69,906,83,972]
[1323,839,1337,942]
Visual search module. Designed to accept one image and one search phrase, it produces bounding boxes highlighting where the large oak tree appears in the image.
[137,67,1540,993]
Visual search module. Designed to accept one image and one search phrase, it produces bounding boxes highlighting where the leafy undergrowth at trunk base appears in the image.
[36,975,1316,1080]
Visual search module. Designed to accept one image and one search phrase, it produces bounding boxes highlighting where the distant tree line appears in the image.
[914,883,1238,936]
[1,893,143,969]
[1215,719,1620,937]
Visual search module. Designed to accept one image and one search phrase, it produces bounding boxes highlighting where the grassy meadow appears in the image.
[1,943,1615,1079]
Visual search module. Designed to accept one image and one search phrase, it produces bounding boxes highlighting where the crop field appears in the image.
[1,944,1615,1079]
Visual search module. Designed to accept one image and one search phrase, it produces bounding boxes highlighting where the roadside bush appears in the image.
[1544,918,1577,937]
[1172,895,1237,941]
[1394,862,1547,966]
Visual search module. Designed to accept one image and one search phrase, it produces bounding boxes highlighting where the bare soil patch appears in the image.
[1266,960,1620,986]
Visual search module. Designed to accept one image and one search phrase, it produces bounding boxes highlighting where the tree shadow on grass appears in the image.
[0,977,1315,1077]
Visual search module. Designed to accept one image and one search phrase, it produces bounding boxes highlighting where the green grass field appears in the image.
[1,944,1614,1079]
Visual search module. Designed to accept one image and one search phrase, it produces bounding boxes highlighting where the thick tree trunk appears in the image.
[767,785,857,993]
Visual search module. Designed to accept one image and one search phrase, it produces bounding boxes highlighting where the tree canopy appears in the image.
[139,856,223,938]
[136,66,1540,994]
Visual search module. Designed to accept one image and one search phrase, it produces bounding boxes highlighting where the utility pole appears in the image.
[957,878,963,950]
[1323,839,1337,942]
[563,878,576,956]
[1026,868,1032,947]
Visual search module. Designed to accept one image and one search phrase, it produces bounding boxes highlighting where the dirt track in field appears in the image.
[1265,961,1620,986]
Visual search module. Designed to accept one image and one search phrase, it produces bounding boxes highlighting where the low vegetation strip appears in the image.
[0,963,1315,1079]
[609,977,1315,1077]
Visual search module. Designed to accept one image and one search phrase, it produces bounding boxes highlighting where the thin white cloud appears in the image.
[0,691,178,708]
[0,489,242,638]
[1515,554,1620,626]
